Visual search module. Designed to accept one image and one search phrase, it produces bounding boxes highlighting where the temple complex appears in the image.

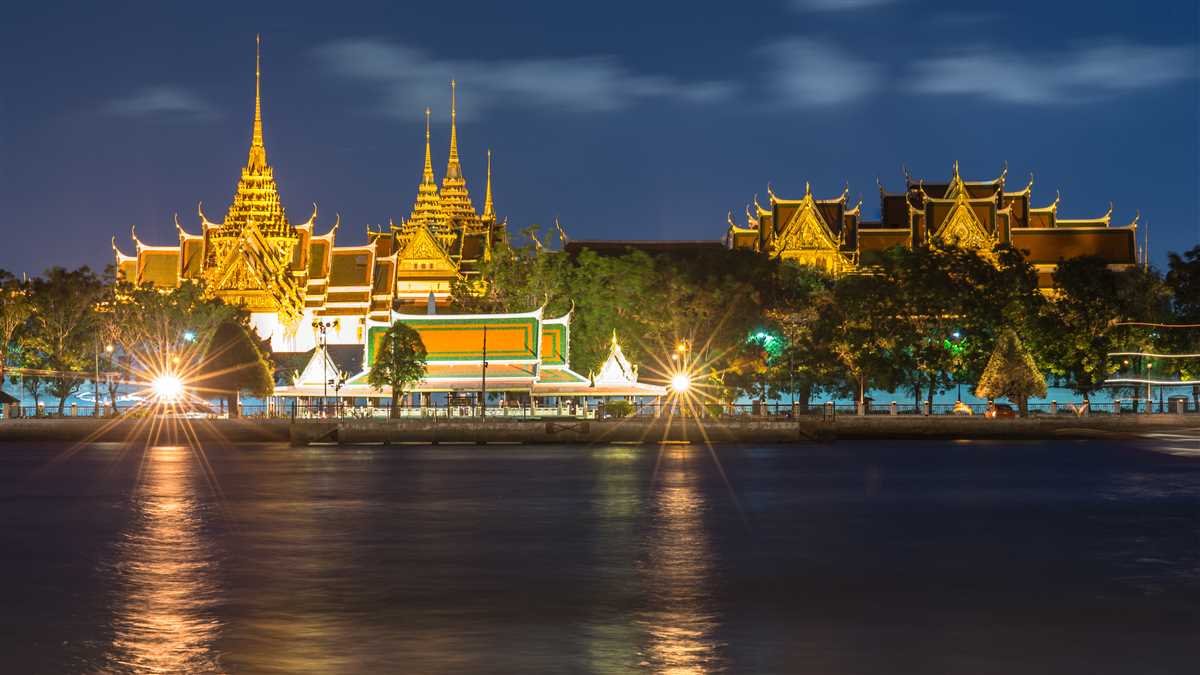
[725,163,1140,286]
[112,40,505,352]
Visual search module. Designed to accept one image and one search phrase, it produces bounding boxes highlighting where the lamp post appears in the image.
[480,325,488,418]
[313,319,336,416]
[93,340,100,416]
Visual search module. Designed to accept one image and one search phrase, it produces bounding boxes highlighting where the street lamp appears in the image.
[313,319,336,416]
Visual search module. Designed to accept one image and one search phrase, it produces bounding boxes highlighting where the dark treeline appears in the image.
[451,227,1200,413]
[0,269,272,415]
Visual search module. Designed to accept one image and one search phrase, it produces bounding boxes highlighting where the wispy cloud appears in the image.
[758,37,881,106]
[105,85,217,119]
[314,38,734,117]
[789,0,897,12]
[911,40,1198,104]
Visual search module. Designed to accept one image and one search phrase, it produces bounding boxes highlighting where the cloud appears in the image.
[789,0,897,11]
[105,86,217,119]
[911,40,1198,104]
[758,38,881,106]
[313,38,735,117]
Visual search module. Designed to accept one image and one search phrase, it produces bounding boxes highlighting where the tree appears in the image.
[27,267,105,415]
[822,273,905,410]
[976,329,1047,417]
[0,270,33,396]
[368,321,427,418]
[1165,245,1200,411]
[1037,257,1170,403]
[197,320,274,418]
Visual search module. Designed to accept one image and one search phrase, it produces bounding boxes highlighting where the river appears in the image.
[2,438,1198,673]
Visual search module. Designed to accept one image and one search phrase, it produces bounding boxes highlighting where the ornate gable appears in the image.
[204,220,305,322]
[396,224,460,274]
[933,189,995,252]
[772,184,855,275]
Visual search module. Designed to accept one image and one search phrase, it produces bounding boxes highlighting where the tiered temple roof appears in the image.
[726,162,1140,287]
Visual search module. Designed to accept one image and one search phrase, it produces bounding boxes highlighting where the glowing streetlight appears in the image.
[182,330,197,343]
[151,374,184,402]
[671,373,692,393]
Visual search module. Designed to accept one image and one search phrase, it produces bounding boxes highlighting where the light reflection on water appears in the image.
[639,446,725,674]
[103,445,222,673]
[6,440,1193,673]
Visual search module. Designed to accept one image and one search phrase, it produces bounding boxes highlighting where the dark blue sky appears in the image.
[1,0,1197,276]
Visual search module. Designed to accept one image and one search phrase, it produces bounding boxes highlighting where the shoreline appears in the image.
[0,415,1195,445]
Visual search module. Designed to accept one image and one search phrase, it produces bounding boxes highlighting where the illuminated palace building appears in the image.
[113,41,665,404]
[113,42,505,353]
[725,163,1140,285]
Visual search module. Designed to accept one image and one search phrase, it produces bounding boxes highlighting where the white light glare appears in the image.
[671,373,692,393]
[152,374,184,402]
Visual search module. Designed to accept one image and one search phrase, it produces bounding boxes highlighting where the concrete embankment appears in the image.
[0,415,1194,446]
[0,418,291,444]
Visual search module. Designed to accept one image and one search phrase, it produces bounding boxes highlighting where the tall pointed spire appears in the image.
[421,107,435,185]
[221,34,288,236]
[482,149,494,221]
[248,34,267,170]
[446,79,461,180]
[409,107,445,228]
[439,79,478,225]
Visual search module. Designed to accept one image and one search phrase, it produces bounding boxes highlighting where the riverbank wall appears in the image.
[0,415,1194,445]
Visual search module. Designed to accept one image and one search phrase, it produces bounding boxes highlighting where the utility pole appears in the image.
[480,325,488,418]
[93,340,100,417]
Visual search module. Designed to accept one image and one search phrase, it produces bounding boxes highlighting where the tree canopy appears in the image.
[368,321,428,417]
[976,329,1047,416]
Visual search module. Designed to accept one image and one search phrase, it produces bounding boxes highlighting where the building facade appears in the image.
[273,307,666,408]
[726,163,1140,286]
[113,41,505,352]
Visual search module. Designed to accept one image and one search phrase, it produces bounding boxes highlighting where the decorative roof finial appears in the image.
[482,149,494,221]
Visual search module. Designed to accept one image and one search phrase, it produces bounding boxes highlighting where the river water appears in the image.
[2,437,1198,674]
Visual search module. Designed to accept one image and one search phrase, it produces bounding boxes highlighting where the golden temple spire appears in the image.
[446,80,461,180]
[248,34,267,170]
[409,107,445,228]
[421,108,435,186]
[482,149,494,221]
[439,79,478,224]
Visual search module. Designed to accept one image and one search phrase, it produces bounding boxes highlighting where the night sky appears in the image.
[1,0,1197,276]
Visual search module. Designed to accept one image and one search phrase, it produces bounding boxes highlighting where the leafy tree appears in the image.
[27,267,105,414]
[197,320,274,418]
[1165,245,1200,410]
[1037,257,1170,403]
[976,329,1047,417]
[0,270,33,396]
[823,273,905,409]
[368,321,427,418]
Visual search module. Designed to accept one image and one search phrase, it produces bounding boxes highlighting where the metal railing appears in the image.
[4,398,1195,421]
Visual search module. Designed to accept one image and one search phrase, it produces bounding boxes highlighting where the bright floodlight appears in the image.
[671,373,692,393]
[152,374,184,402]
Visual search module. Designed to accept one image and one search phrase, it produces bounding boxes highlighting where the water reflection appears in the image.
[640,445,725,673]
[104,445,222,673]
